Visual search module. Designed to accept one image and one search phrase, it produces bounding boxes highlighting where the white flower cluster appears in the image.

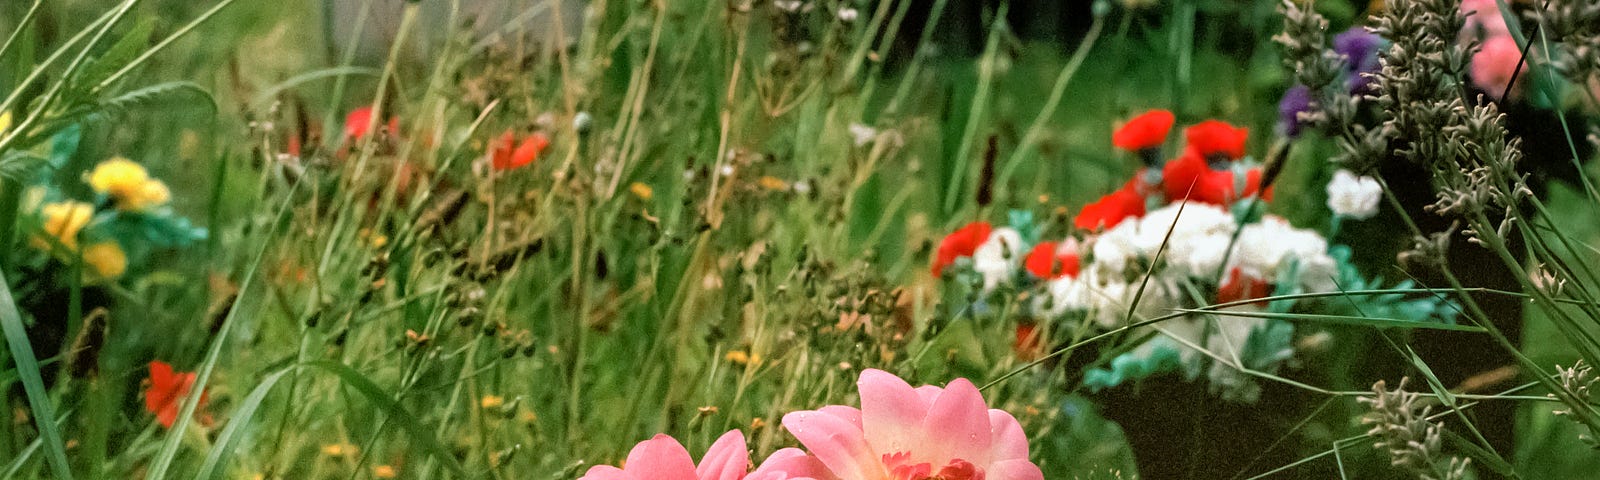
[1036,203,1336,328]
[1027,203,1336,402]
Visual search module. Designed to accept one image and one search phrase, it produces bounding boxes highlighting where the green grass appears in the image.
[1,0,1598,479]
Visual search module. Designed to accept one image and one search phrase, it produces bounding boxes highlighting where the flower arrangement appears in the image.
[932,110,1458,402]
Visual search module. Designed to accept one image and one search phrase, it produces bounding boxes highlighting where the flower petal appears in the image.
[783,407,879,480]
[624,434,699,480]
[858,369,933,458]
[987,458,1046,480]
[579,465,633,480]
[696,430,749,480]
[918,378,992,466]
[986,409,1030,462]
[750,448,840,480]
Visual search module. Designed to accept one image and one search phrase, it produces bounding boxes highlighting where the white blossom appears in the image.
[971,228,1023,293]
[1326,169,1383,220]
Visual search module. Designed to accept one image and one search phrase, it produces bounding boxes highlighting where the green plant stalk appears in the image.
[80,378,115,480]
[939,5,1004,215]
[0,1,44,67]
[996,12,1106,194]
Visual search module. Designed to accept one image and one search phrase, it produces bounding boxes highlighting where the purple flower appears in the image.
[1277,85,1315,138]
[1333,28,1385,93]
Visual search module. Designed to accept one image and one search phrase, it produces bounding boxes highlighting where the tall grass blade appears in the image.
[0,271,74,479]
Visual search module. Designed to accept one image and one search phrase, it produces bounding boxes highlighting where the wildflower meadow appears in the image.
[3,0,1600,478]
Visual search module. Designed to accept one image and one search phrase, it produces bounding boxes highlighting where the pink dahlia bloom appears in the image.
[581,430,834,480]
[781,369,1044,480]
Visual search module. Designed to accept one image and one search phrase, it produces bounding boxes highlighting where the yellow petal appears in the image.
[82,242,128,279]
[86,157,150,198]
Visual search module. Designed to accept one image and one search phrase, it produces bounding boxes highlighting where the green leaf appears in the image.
[72,18,155,95]
[0,271,74,479]
[99,81,217,117]
[193,368,292,480]
[1083,342,1184,391]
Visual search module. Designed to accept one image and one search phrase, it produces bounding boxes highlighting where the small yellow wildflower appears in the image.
[320,443,355,457]
[373,465,398,479]
[82,242,127,279]
[87,158,170,212]
[0,111,12,136]
[34,201,94,251]
[757,176,789,191]
[629,182,653,201]
[480,395,505,409]
[724,350,761,366]
[87,157,150,198]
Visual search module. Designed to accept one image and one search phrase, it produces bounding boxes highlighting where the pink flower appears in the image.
[781,369,1043,480]
[1471,35,1526,99]
[581,430,834,480]
[1460,0,1510,40]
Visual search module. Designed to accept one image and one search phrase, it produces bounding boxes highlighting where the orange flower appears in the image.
[932,222,993,276]
[344,105,400,141]
[1183,120,1250,159]
[1112,109,1176,152]
[491,130,551,170]
[143,361,209,429]
[1074,176,1148,231]
[1023,241,1081,280]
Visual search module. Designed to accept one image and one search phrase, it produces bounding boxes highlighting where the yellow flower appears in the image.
[373,465,398,479]
[757,176,789,191]
[629,182,653,201]
[33,201,94,251]
[82,242,127,279]
[320,443,355,457]
[123,179,171,212]
[87,157,150,197]
[0,111,12,136]
[480,395,505,409]
[87,158,170,211]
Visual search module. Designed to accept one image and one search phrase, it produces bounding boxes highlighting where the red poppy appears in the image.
[1184,120,1250,159]
[933,222,993,275]
[1161,149,1270,205]
[492,131,551,171]
[1024,241,1081,280]
[1075,176,1148,231]
[1014,322,1045,360]
[1112,109,1176,152]
[143,361,209,429]
[344,105,401,141]
[1217,267,1273,305]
